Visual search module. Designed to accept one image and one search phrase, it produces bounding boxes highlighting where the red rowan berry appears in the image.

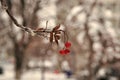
[64,49,70,54]
[65,42,71,48]
[59,50,65,55]
[54,70,59,74]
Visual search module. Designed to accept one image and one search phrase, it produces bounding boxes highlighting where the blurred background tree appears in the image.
[0,0,120,80]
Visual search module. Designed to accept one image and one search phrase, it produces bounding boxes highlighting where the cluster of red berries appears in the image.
[59,41,71,55]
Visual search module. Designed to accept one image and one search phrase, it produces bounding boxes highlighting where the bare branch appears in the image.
[0,0,36,35]
[83,0,98,79]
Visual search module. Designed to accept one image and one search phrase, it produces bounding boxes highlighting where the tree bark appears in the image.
[14,42,24,80]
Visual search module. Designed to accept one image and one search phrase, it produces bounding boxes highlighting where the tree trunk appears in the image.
[14,42,24,80]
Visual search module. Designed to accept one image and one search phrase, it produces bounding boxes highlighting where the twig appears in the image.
[1,0,35,34]
[0,0,67,46]
[0,0,51,36]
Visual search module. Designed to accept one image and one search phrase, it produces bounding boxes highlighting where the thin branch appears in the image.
[83,0,98,80]
[0,0,50,36]
[6,10,23,28]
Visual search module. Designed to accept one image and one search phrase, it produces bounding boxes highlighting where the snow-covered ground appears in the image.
[0,63,75,80]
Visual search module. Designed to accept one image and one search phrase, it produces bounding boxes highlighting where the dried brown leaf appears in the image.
[55,35,60,40]
[53,24,60,31]
[54,35,59,45]
[50,32,53,43]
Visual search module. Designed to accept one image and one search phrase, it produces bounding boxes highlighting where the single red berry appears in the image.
[64,49,70,54]
[65,41,71,48]
[54,70,59,74]
[59,50,65,55]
